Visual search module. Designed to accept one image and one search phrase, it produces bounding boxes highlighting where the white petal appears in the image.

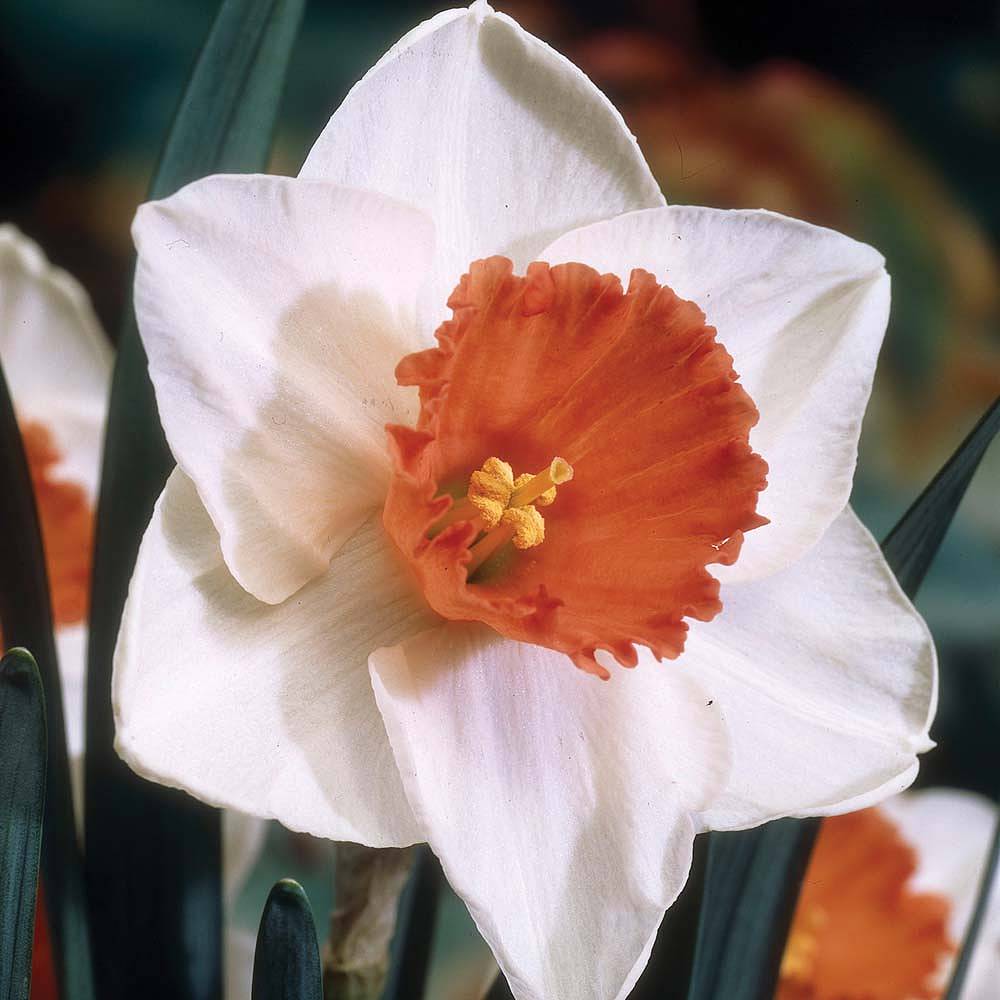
[300,2,663,329]
[132,175,435,603]
[0,226,110,836]
[0,224,111,501]
[56,624,87,831]
[684,508,936,831]
[369,623,728,1000]
[542,206,889,581]
[55,623,87,762]
[114,468,433,846]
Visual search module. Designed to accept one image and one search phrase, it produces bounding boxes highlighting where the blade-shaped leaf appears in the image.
[0,358,93,999]
[686,821,818,1000]
[686,395,1000,1000]
[84,2,304,999]
[382,848,441,1000]
[252,880,322,1000]
[883,396,1000,596]
[0,649,47,1000]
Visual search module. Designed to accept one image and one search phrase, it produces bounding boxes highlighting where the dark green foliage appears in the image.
[0,649,47,1000]
[252,881,322,1000]
[0,355,93,999]
[883,397,1000,596]
[686,821,819,1000]
[83,2,304,998]
[384,848,442,1000]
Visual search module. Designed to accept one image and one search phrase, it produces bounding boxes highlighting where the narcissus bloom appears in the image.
[0,224,110,1000]
[780,790,1000,1000]
[0,224,110,772]
[0,225,264,1000]
[115,4,936,997]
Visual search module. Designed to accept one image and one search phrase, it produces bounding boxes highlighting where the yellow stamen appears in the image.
[513,472,556,507]
[501,504,545,548]
[508,457,573,508]
[467,505,545,575]
[432,456,573,572]
[468,457,515,529]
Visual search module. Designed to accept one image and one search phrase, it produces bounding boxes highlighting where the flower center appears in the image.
[383,256,768,676]
[432,456,574,574]
[779,904,828,985]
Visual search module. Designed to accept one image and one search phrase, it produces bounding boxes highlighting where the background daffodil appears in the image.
[779,788,1000,1000]
[0,224,267,999]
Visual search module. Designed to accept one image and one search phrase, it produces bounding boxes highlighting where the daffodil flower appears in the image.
[0,224,110,775]
[781,789,1000,1000]
[114,3,936,997]
[0,225,265,1000]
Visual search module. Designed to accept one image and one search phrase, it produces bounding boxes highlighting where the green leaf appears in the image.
[383,848,441,1000]
[882,396,1000,598]
[0,358,94,999]
[83,2,304,998]
[686,395,1000,1000]
[252,881,322,1000]
[0,649,47,1000]
[686,821,818,1000]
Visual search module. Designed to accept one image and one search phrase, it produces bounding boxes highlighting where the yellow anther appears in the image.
[468,458,515,529]
[508,457,573,508]
[500,504,545,549]
[480,457,515,487]
[468,496,504,529]
[466,504,545,576]
[432,455,573,569]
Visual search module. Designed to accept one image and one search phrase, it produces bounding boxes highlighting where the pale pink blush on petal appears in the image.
[132,176,436,604]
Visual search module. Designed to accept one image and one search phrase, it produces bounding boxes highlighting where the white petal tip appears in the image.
[469,0,493,22]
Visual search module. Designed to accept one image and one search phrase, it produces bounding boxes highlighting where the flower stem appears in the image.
[322,844,416,1000]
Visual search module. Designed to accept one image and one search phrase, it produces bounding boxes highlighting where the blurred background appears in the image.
[2,0,998,994]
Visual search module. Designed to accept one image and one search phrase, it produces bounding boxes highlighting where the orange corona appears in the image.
[383,257,768,677]
[20,421,94,628]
